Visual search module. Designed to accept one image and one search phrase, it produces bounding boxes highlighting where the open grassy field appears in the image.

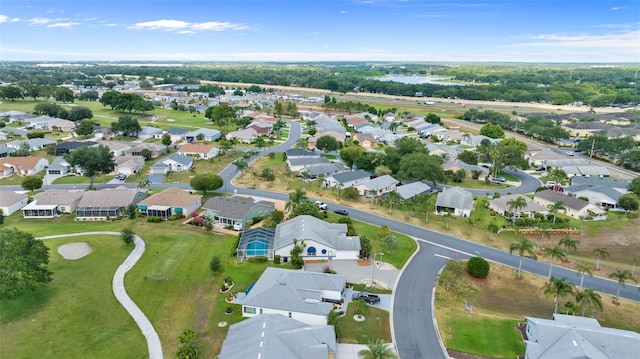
[336,303,392,344]
[0,235,146,359]
[435,262,640,358]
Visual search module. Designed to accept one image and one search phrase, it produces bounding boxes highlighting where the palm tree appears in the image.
[327,309,341,326]
[543,245,564,283]
[389,122,400,134]
[576,288,603,317]
[575,261,594,290]
[593,247,609,271]
[317,173,326,191]
[558,236,580,262]
[548,167,567,188]
[464,217,476,235]
[358,338,398,359]
[510,238,535,279]
[609,269,636,303]
[285,188,307,213]
[138,178,151,189]
[542,277,575,314]
[300,170,311,191]
[386,190,401,213]
[507,196,527,227]
[549,201,566,226]
[352,298,367,319]
[234,158,248,179]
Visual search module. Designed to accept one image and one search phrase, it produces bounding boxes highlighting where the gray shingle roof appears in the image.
[300,163,347,177]
[395,181,432,200]
[202,195,274,220]
[242,267,346,316]
[442,160,490,174]
[570,176,628,189]
[274,215,361,251]
[330,169,370,184]
[162,153,192,166]
[287,157,331,168]
[0,190,28,206]
[77,188,146,207]
[285,148,319,157]
[219,314,336,359]
[32,189,84,205]
[435,187,474,211]
[534,190,589,210]
[360,175,399,191]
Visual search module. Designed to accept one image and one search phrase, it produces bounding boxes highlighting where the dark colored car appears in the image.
[334,209,348,216]
[352,291,381,304]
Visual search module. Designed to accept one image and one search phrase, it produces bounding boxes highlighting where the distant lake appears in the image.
[374,75,463,86]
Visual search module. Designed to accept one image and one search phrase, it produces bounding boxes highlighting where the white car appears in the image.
[314,200,328,210]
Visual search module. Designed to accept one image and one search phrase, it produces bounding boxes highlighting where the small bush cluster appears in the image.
[467,256,490,278]
[147,216,163,223]
[248,256,268,263]
[273,255,281,264]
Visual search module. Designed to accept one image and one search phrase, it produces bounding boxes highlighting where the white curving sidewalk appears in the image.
[37,231,163,359]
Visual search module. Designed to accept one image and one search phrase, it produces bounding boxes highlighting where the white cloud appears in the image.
[357,46,387,53]
[48,22,80,29]
[0,14,8,23]
[521,29,640,50]
[340,10,348,14]
[611,6,628,11]
[10,18,20,22]
[130,19,247,33]
[29,17,53,25]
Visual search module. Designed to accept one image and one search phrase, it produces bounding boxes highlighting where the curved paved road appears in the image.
[37,231,163,359]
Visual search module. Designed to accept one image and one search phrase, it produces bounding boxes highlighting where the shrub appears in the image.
[248,256,268,263]
[467,256,490,278]
[273,255,281,264]
[342,187,359,200]
[492,192,500,199]
[210,256,223,274]
[147,216,163,223]
[626,211,639,219]
[168,215,177,221]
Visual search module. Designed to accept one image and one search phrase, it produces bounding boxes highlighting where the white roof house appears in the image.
[22,189,85,218]
[324,169,370,189]
[274,215,361,261]
[0,190,29,216]
[393,181,433,202]
[241,267,346,326]
[355,174,400,197]
[435,187,474,217]
[219,314,336,359]
[523,314,640,359]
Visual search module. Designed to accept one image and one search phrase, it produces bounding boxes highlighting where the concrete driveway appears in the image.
[304,260,400,291]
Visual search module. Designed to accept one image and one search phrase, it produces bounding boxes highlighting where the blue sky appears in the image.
[0,0,638,62]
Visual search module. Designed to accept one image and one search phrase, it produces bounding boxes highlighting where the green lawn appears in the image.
[442,315,524,358]
[0,235,146,359]
[336,303,391,344]
[51,173,113,185]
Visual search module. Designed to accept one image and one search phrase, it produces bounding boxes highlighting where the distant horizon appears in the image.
[1,0,638,63]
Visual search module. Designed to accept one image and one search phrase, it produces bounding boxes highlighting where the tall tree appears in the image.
[286,188,307,212]
[64,145,115,189]
[558,236,580,262]
[68,106,93,122]
[21,175,43,193]
[121,229,135,247]
[543,245,564,283]
[75,119,95,136]
[592,247,609,271]
[617,193,640,213]
[397,152,446,184]
[315,135,340,153]
[609,269,636,303]
[575,261,593,291]
[542,277,575,314]
[290,238,306,269]
[549,201,566,226]
[54,87,74,103]
[0,228,53,299]
[507,196,527,227]
[189,174,223,195]
[510,238,535,279]
[576,288,603,317]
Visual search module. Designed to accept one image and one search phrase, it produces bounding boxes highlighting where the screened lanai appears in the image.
[76,206,122,220]
[237,227,276,262]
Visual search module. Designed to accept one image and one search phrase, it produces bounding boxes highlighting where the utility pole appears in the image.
[588,138,595,165]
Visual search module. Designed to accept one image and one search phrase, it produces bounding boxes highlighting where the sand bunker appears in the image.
[58,242,93,260]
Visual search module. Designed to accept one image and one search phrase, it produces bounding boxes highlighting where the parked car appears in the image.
[314,200,328,210]
[114,173,126,180]
[334,209,348,216]
[492,176,506,183]
[352,291,381,304]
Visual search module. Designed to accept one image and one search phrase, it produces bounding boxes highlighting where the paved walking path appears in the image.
[37,231,163,359]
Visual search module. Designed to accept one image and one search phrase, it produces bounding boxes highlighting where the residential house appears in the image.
[149,153,193,174]
[435,187,474,217]
[114,156,146,176]
[346,116,371,128]
[562,121,610,138]
[355,174,399,197]
[489,194,549,221]
[286,157,332,172]
[126,143,166,158]
[202,195,275,230]
[0,144,15,158]
[218,314,336,359]
[7,138,57,151]
[102,141,131,156]
[154,127,189,143]
[0,191,28,216]
[137,187,202,219]
[565,177,628,209]
[47,157,72,176]
[75,186,147,220]
[442,160,490,180]
[184,128,222,143]
[284,148,319,159]
[177,143,219,160]
[274,215,361,261]
[383,112,396,121]
[0,156,49,178]
[226,128,258,143]
[460,135,501,147]
[137,126,163,140]
[54,141,98,155]
[393,181,433,203]
[533,189,606,220]
[525,148,568,167]
[324,169,370,189]
[241,267,346,326]
[353,132,378,150]
[246,122,273,136]
[560,165,610,178]
[299,163,348,179]
[436,129,464,143]
[308,130,346,150]
[22,189,84,218]
[523,314,640,359]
